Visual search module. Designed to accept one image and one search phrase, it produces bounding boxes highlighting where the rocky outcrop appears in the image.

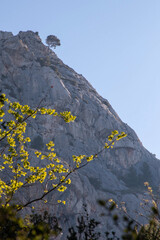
[0,31,13,40]
[0,30,160,237]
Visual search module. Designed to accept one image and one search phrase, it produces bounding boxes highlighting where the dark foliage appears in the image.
[67,204,101,240]
[46,35,61,49]
[0,205,61,240]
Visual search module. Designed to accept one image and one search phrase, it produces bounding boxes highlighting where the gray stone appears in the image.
[0,31,13,40]
[0,31,160,238]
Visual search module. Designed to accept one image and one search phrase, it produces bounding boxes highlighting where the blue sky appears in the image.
[1,0,160,158]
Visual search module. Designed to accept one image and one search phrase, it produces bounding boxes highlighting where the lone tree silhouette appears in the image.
[46,35,61,49]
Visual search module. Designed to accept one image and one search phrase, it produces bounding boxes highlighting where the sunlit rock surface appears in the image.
[0,30,160,238]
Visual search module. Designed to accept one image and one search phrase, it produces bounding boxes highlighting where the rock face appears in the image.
[0,30,160,237]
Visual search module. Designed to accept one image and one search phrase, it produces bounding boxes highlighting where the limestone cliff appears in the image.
[0,30,160,237]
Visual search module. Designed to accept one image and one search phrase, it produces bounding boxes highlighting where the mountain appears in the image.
[0,30,160,237]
